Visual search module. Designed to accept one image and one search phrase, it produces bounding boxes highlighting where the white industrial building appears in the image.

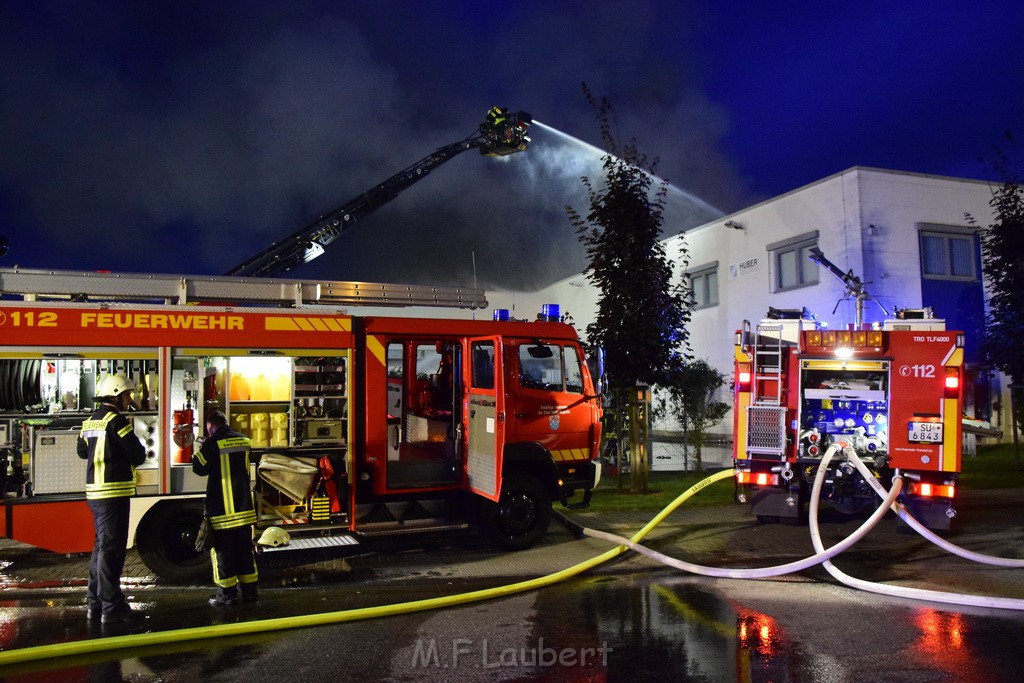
[490,167,1001,466]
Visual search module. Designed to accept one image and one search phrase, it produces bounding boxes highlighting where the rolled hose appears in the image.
[0,469,733,668]
[810,448,1024,610]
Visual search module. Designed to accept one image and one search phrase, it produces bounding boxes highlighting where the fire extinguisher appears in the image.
[173,408,195,464]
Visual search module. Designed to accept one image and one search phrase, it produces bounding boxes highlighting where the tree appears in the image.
[664,359,730,472]
[974,134,1024,466]
[566,85,692,493]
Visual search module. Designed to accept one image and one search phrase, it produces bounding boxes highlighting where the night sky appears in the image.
[1,1,1022,290]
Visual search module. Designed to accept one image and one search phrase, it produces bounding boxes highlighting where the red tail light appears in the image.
[944,368,960,398]
[736,471,779,487]
[737,363,752,391]
[910,482,956,498]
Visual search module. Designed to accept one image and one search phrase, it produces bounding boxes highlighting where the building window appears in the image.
[919,226,977,281]
[767,231,819,292]
[687,262,719,309]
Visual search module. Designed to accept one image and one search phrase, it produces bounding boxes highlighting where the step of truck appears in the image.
[259,533,360,553]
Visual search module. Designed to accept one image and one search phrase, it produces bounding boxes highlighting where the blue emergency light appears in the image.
[493,309,510,321]
[541,304,560,322]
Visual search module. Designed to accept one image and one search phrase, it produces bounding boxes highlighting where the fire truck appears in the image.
[0,268,603,581]
[732,248,964,530]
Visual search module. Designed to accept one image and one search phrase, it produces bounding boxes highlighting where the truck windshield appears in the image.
[518,344,583,394]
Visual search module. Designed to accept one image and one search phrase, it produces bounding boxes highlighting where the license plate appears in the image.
[908,421,943,443]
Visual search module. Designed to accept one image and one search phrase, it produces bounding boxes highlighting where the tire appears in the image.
[136,501,211,583]
[479,473,552,551]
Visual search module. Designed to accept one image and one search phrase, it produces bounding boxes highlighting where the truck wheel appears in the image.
[479,473,552,551]
[136,501,211,583]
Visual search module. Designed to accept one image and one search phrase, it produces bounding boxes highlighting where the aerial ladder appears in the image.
[225,107,532,278]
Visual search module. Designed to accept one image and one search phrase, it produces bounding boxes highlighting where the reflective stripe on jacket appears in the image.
[76,406,148,500]
[192,428,256,530]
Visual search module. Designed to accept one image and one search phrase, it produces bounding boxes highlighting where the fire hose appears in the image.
[807,444,1024,610]
[584,443,1024,610]
[1,472,730,668]
[2,450,1023,670]
[579,444,902,578]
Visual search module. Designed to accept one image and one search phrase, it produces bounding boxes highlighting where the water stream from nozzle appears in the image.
[531,120,724,221]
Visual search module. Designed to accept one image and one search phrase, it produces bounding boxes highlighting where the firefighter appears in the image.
[192,410,258,605]
[77,374,147,624]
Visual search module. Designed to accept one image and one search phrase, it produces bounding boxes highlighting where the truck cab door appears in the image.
[466,336,504,502]
[382,340,461,489]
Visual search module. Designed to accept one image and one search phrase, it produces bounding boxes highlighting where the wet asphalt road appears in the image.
[2,488,1024,681]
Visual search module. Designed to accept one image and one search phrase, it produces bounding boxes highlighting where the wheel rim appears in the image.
[497,491,537,537]
[157,514,206,565]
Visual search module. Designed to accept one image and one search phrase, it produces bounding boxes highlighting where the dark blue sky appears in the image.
[1,1,1021,289]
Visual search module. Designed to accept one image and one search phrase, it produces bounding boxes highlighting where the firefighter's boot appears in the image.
[208,588,239,607]
[241,583,259,604]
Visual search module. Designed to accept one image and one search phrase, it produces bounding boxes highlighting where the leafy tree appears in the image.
[566,85,691,492]
[974,134,1024,464]
[664,359,730,472]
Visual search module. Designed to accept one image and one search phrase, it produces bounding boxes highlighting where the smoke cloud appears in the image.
[0,1,740,290]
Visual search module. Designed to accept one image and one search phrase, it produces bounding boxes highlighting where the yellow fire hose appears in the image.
[0,468,736,669]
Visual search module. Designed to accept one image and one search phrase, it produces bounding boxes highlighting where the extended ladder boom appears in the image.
[0,267,487,309]
[226,108,531,278]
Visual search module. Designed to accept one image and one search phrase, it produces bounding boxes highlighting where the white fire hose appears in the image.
[588,443,1024,611]
[809,445,1024,610]
[583,443,900,578]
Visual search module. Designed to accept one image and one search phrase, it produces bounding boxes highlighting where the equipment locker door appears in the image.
[466,336,504,502]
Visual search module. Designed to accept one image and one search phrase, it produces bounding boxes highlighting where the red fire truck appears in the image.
[732,249,965,530]
[0,268,603,580]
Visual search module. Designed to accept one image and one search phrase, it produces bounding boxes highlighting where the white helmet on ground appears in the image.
[97,374,137,398]
[257,526,290,547]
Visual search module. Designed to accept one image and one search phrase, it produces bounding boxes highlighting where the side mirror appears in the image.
[586,347,605,396]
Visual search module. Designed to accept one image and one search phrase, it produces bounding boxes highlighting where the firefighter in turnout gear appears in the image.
[76,374,148,623]
[193,410,258,605]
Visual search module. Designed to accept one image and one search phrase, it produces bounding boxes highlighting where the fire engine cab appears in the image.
[732,249,965,531]
[0,268,602,581]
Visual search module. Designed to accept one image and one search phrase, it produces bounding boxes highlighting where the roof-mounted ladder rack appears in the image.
[0,267,487,310]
